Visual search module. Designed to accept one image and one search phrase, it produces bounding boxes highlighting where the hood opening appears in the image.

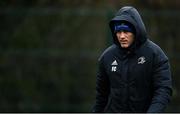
[109,6,148,52]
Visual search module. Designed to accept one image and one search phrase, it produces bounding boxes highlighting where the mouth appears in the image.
[120,40,128,44]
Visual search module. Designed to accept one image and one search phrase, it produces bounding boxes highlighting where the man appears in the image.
[93,6,172,113]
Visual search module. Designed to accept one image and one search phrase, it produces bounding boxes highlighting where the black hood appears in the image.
[109,6,148,51]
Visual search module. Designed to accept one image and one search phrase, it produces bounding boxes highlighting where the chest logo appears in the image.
[111,60,118,72]
[138,56,146,64]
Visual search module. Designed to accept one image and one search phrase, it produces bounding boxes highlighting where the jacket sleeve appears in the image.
[147,51,173,113]
[92,56,110,112]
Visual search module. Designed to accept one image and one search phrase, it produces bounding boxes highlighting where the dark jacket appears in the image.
[93,6,172,113]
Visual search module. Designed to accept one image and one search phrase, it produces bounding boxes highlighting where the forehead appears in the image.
[116,31,134,35]
[116,31,135,39]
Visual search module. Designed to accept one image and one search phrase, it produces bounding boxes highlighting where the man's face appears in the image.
[116,31,135,48]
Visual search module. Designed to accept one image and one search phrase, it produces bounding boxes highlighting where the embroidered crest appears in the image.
[138,56,146,64]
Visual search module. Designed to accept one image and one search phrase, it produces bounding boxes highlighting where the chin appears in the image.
[121,45,129,48]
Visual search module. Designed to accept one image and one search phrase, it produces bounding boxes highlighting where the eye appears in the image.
[123,30,128,33]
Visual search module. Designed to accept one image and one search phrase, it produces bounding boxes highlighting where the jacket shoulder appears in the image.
[98,44,117,61]
[146,40,168,59]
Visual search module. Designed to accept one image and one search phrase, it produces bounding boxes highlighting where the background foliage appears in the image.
[0,0,179,112]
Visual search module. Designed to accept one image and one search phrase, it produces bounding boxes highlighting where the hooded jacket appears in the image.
[93,6,172,113]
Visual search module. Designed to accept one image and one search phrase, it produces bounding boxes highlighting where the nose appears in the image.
[117,31,126,39]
